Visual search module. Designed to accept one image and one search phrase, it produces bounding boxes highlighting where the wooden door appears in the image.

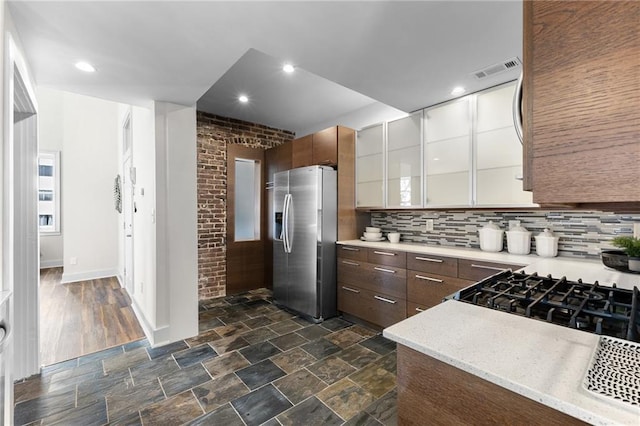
[227,144,266,294]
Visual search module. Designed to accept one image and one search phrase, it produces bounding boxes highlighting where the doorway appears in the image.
[5,37,40,385]
[226,144,265,294]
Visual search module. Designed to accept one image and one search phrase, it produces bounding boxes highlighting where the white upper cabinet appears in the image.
[386,113,422,208]
[424,98,471,206]
[356,123,384,207]
[475,82,533,206]
[355,80,535,210]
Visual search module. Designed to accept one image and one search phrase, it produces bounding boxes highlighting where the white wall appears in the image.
[153,101,198,344]
[36,88,121,283]
[37,87,64,267]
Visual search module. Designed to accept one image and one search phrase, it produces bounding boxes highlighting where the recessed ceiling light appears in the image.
[433,157,440,161]
[75,61,96,73]
[283,64,295,73]
[451,86,465,96]
[238,95,249,103]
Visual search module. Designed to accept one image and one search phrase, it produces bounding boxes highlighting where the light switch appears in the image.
[151,208,156,224]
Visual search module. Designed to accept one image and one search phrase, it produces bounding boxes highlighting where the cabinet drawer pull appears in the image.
[341,286,360,294]
[374,267,396,274]
[415,307,426,312]
[373,251,396,256]
[341,247,360,252]
[415,256,443,263]
[341,260,360,266]
[374,295,397,304]
[415,274,443,283]
[471,264,506,272]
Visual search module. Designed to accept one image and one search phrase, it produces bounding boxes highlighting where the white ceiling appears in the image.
[8,1,523,135]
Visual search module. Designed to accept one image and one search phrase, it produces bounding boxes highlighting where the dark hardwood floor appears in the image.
[39,268,145,366]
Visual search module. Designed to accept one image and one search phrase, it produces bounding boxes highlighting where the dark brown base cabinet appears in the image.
[337,244,524,327]
[397,345,587,425]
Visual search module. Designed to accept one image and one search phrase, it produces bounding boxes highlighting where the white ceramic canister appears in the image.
[479,221,504,252]
[535,228,559,257]
[506,224,532,255]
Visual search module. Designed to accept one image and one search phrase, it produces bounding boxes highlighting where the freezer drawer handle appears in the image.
[374,295,397,304]
[341,286,360,294]
[471,264,506,272]
[415,274,443,283]
[341,260,360,266]
[415,307,426,312]
[341,247,360,252]
[374,251,397,256]
[374,267,396,274]
[415,256,443,263]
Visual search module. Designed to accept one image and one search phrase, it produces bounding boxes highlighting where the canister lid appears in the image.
[538,228,554,237]
[481,221,501,231]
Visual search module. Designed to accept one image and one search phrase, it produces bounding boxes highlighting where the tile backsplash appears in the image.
[371,211,640,259]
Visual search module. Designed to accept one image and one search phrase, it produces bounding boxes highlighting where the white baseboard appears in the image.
[116,274,124,288]
[40,259,63,269]
[130,297,169,347]
[60,268,119,284]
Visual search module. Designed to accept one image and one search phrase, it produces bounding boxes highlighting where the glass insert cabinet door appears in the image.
[386,113,422,208]
[423,98,471,206]
[356,123,384,208]
[475,82,533,206]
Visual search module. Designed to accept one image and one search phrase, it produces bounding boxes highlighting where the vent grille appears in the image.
[472,57,521,80]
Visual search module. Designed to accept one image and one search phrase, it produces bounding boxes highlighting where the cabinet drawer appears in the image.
[406,253,457,277]
[338,284,406,328]
[407,271,472,310]
[458,259,525,282]
[407,301,429,317]
[338,261,406,300]
[367,248,406,268]
[337,245,368,262]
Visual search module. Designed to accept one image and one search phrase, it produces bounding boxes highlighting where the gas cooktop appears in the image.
[454,270,640,343]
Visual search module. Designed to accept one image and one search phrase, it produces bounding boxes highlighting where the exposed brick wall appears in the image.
[197,112,295,300]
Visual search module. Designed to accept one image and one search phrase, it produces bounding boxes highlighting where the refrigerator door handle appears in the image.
[283,193,292,253]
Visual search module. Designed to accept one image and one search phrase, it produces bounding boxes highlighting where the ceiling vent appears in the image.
[472,57,521,80]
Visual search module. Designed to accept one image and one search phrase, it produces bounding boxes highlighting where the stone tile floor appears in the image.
[14,288,398,425]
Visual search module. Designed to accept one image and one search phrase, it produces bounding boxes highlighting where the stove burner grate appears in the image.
[455,270,640,343]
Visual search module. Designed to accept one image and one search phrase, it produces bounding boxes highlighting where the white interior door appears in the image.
[122,116,134,294]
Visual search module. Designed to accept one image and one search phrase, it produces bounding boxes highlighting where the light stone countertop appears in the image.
[383,301,640,425]
[336,240,640,290]
[336,240,640,424]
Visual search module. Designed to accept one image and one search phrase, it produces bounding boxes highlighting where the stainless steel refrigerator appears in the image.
[273,166,337,322]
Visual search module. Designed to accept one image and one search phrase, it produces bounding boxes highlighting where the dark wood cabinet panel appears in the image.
[291,134,313,168]
[406,252,457,277]
[407,271,471,310]
[338,260,406,300]
[397,345,587,425]
[338,284,406,328]
[367,248,407,268]
[266,142,292,183]
[524,1,640,204]
[406,301,429,317]
[312,126,338,166]
[337,245,368,262]
[458,259,524,282]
